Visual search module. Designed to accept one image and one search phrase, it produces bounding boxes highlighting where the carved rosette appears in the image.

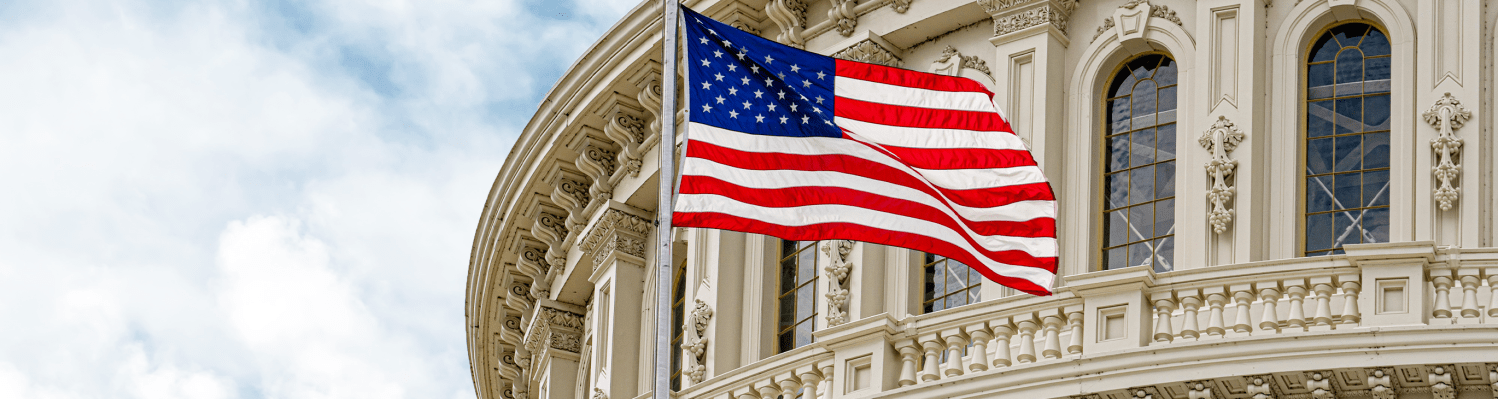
[1423,92,1470,211]
[580,209,654,271]
[979,0,1077,38]
[766,0,808,48]
[1199,116,1246,234]
[821,240,855,326]
[832,40,901,67]
[681,300,714,384]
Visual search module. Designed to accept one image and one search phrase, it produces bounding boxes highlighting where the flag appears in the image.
[672,8,1058,296]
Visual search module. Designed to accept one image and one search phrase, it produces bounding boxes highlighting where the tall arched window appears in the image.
[1102,54,1178,272]
[777,240,817,353]
[1304,23,1391,256]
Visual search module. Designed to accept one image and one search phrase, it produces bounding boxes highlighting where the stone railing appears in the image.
[680,242,1498,399]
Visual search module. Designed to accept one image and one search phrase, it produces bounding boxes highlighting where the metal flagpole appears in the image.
[652,0,678,398]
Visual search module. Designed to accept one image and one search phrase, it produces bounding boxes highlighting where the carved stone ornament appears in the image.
[681,300,714,384]
[821,240,855,326]
[889,0,911,13]
[1246,376,1274,399]
[765,0,807,48]
[524,307,585,355]
[833,40,901,67]
[580,208,653,271]
[828,0,858,36]
[1307,372,1333,399]
[981,0,1077,37]
[1187,381,1212,399]
[1429,365,1455,399]
[1093,0,1183,44]
[1199,116,1246,234]
[932,46,992,78]
[591,388,608,399]
[1423,92,1470,211]
[1369,368,1395,399]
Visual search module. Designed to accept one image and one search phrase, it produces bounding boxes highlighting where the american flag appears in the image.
[672,8,1057,295]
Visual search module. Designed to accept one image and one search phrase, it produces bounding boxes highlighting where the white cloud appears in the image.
[0,0,638,397]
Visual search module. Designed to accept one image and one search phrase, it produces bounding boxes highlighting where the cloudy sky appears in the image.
[0,0,637,397]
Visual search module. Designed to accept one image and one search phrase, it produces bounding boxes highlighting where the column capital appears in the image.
[978,0,1077,43]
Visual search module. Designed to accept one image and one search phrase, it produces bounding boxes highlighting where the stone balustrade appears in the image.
[671,243,1498,399]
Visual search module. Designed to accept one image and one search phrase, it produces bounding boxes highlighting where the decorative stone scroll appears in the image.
[833,40,901,67]
[822,240,855,326]
[1199,116,1246,234]
[932,46,992,78]
[828,0,858,36]
[1423,92,1470,211]
[681,300,714,384]
[979,0,1078,38]
[766,0,807,48]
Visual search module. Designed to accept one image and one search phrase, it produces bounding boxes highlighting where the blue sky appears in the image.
[0,0,637,397]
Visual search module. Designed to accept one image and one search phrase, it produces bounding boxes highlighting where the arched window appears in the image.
[1304,23,1391,256]
[668,260,687,391]
[1102,54,1178,272]
[777,240,817,353]
[923,253,980,313]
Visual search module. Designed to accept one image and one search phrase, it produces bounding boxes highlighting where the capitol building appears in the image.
[465,0,1498,398]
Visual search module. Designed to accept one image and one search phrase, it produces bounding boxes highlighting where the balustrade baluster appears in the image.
[895,339,918,387]
[991,324,1014,368]
[1310,279,1336,331]
[1041,314,1063,359]
[775,374,801,399]
[1065,308,1084,354]
[1179,293,1202,340]
[1338,278,1361,326]
[1257,283,1281,332]
[1152,296,1176,344]
[964,324,991,373]
[818,363,833,399]
[940,329,967,377]
[1284,281,1308,332]
[734,386,758,399]
[799,367,823,399]
[1015,318,1038,364]
[919,336,942,382]
[756,379,782,399]
[1488,270,1498,318]
[1230,286,1255,335]
[1205,289,1228,338]
[1432,274,1454,321]
[1459,274,1480,319]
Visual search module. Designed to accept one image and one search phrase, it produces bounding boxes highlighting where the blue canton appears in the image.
[682,8,840,138]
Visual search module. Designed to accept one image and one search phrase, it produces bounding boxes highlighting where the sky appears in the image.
[0,0,639,397]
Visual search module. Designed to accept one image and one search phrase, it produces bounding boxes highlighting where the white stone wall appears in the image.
[465,1,1498,398]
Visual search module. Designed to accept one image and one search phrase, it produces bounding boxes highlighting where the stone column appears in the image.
[579,204,653,399]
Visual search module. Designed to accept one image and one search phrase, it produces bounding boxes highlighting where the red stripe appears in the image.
[685,139,1054,209]
[835,96,1015,133]
[680,176,1057,238]
[835,59,995,97]
[880,145,1037,170]
[673,212,1055,295]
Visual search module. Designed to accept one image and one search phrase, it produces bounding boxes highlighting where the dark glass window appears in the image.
[669,260,687,390]
[1304,23,1391,256]
[922,253,981,313]
[777,240,818,353]
[1102,54,1178,272]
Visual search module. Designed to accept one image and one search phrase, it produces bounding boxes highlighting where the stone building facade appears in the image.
[466,0,1498,398]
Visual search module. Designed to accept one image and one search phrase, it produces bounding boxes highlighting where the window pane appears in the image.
[1155,199,1176,237]
[796,284,815,320]
[1308,100,1335,136]
[1106,247,1127,270]
[1128,242,1151,268]
[1364,95,1390,130]
[798,246,816,281]
[1362,29,1391,56]
[1363,208,1390,242]
[1157,124,1177,162]
[1363,170,1389,207]
[1334,134,1362,172]
[1107,210,1129,247]
[1307,176,1335,214]
[1131,128,1156,166]
[1130,166,1155,205]
[1110,99,1131,134]
[1153,237,1174,273]
[1334,172,1361,210]
[1156,58,1178,86]
[1130,204,1154,241]
[1156,162,1176,198]
[1307,138,1334,175]
[1308,63,1335,99]
[1306,212,1335,251]
[1106,171,1129,209]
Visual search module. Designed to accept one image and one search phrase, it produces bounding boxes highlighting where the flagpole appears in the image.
[652,0,679,398]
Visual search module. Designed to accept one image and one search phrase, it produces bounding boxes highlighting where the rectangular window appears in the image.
[777,240,818,353]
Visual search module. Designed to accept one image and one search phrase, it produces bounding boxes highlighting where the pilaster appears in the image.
[1195,0,1268,267]
[1416,0,1484,247]
[984,0,1074,209]
[579,202,653,399]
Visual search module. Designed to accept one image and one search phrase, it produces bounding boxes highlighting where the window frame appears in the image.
[775,240,818,353]
[1096,51,1180,272]
[1299,21,1394,257]
[921,253,981,314]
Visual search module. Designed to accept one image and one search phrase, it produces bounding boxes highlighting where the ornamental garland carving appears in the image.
[1199,116,1245,234]
[993,4,1074,37]
[936,46,992,78]
[681,300,714,384]
[1423,92,1470,211]
[833,40,901,67]
[821,240,855,326]
[1092,18,1115,42]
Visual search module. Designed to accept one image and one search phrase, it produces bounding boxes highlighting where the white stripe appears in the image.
[684,157,1056,223]
[835,117,1029,151]
[834,76,998,113]
[690,123,1042,190]
[676,193,1057,288]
